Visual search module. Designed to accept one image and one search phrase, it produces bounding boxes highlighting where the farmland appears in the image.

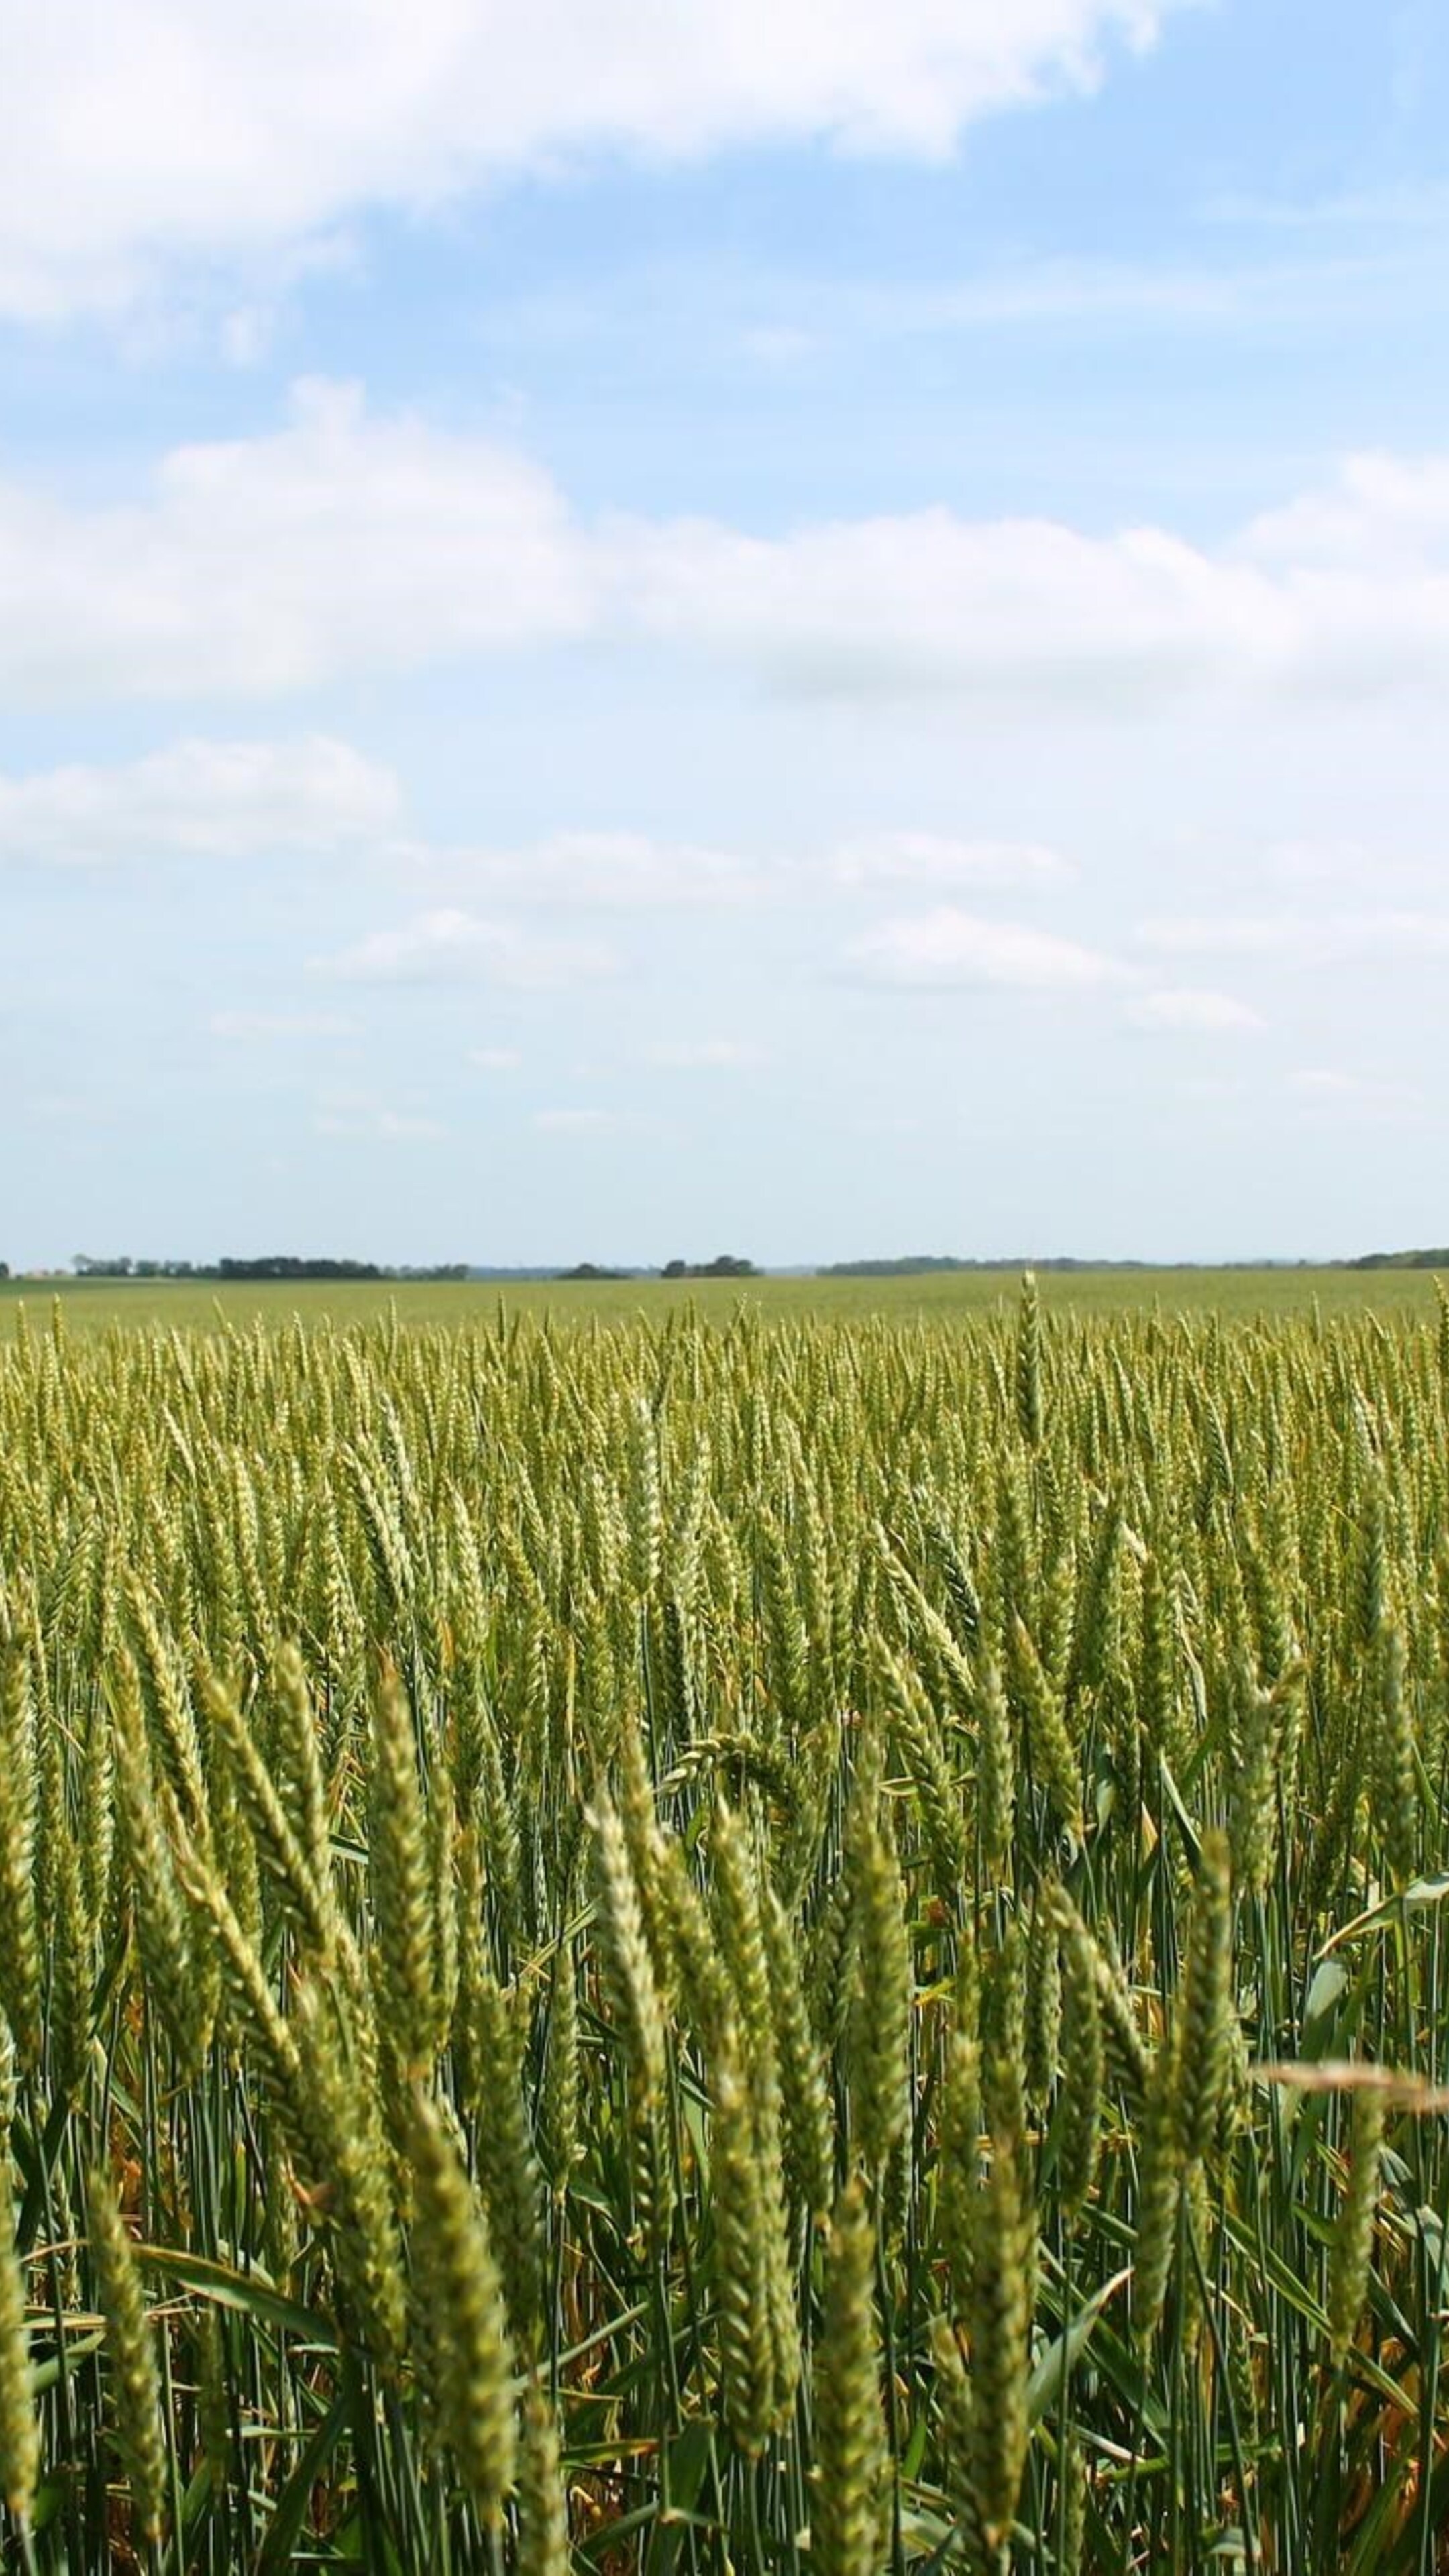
[2,1262,1445,1337]
[2,1280,1448,2571]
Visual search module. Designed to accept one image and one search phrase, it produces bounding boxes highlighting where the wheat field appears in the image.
[1,1281,1448,2572]
[3,1265,1444,1338]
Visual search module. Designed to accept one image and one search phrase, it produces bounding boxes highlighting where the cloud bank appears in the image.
[8,385,1449,710]
[1,2,1175,319]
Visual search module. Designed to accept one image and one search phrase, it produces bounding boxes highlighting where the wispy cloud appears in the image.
[1126,987,1265,1032]
[0,735,402,865]
[791,248,1415,339]
[319,908,616,989]
[1288,1067,1423,1116]
[828,833,1072,890]
[642,1039,765,1069]
[209,1010,356,1040]
[313,1096,445,1141]
[439,829,765,908]
[1203,179,1449,235]
[845,907,1124,991]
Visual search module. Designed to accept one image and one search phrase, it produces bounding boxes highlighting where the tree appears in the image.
[659,1254,757,1280]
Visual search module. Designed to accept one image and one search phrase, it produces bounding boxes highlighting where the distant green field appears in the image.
[2,1261,1443,1335]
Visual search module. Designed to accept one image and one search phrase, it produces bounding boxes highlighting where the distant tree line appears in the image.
[661,1254,758,1278]
[21,1255,759,1287]
[69,1255,470,1282]
[556,1254,759,1283]
[1349,1248,1449,1271]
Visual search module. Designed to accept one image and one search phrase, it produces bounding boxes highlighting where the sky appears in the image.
[5,0,1449,1271]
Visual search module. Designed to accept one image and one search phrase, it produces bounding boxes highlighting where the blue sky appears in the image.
[6,0,1449,1269]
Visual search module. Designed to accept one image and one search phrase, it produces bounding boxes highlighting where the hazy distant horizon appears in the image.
[8,1245,1446,1285]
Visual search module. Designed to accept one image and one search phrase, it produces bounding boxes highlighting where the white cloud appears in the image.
[1126,987,1265,1032]
[469,1046,523,1071]
[0,734,402,863]
[1288,1067,1421,1110]
[0,3,1177,321]
[434,828,1067,909]
[0,733,771,907]
[313,1093,445,1140]
[611,445,1449,702]
[14,391,1449,709]
[209,1010,356,1039]
[643,1039,764,1069]
[0,734,1104,995]
[1241,452,1449,570]
[828,832,1072,890]
[320,907,615,988]
[614,505,1299,698]
[319,1112,443,1142]
[0,382,593,698]
[846,906,1123,991]
[441,828,764,907]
